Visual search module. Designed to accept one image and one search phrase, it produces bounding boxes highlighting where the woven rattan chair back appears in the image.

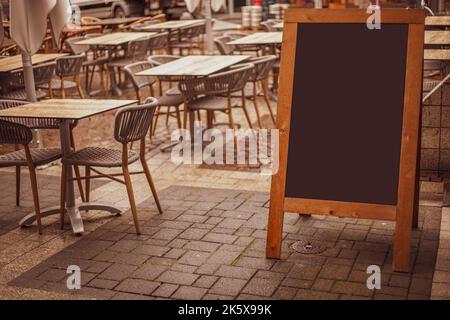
[6,62,55,90]
[128,37,150,62]
[148,32,169,52]
[55,54,85,78]
[123,61,156,91]
[0,119,33,145]
[179,63,254,99]
[114,98,158,143]
[249,55,277,82]
[214,36,235,55]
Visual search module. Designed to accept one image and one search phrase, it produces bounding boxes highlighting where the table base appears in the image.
[19,203,122,234]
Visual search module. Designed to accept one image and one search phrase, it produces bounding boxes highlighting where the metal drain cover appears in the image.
[291,239,327,254]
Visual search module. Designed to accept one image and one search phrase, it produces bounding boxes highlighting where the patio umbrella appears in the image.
[184,0,215,54]
[10,0,71,102]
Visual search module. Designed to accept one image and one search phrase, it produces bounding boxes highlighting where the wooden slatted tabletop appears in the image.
[136,55,250,77]
[82,17,141,27]
[425,30,450,45]
[425,16,450,26]
[74,32,156,46]
[227,32,283,45]
[0,99,137,120]
[140,19,204,31]
[0,53,67,73]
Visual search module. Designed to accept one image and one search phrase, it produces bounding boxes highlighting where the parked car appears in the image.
[71,0,145,18]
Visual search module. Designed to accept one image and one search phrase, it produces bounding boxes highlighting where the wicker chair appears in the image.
[241,55,277,127]
[147,55,185,133]
[65,36,110,95]
[107,36,150,88]
[60,98,163,234]
[0,119,62,234]
[0,99,86,205]
[147,32,169,55]
[214,36,235,55]
[171,22,206,55]
[38,54,85,99]
[0,62,55,100]
[224,32,261,56]
[179,63,254,130]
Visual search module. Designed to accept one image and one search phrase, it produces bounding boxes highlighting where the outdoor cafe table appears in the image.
[0,53,67,73]
[425,16,450,26]
[75,32,157,95]
[0,99,137,234]
[82,17,141,31]
[227,32,283,46]
[273,22,283,30]
[139,19,204,51]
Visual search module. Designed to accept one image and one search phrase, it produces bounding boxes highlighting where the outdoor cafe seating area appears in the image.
[0,1,450,302]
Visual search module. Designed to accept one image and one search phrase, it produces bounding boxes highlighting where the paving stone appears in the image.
[99,264,138,281]
[164,248,186,259]
[272,287,297,300]
[331,281,373,297]
[37,268,67,282]
[179,228,210,240]
[194,275,218,289]
[111,252,150,265]
[312,279,334,292]
[157,270,199,285]
[112,292,154,300]
[203,233,237,244]
[172,286,207,300]
[215,265,256,280]
[152,283,179,298]
[209,277,248,296]
[132,244,170,257]
[133,264,168,281]
[88,278,119,290]
[287,264,321,281]
[235,256,274,270]
[115,279,160,295]
[242,277,282,297]
[319,264,351,281]
[294,290,340,300]
[178,251,211,266]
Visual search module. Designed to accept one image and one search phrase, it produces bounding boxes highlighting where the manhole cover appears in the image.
[291,239,327,254]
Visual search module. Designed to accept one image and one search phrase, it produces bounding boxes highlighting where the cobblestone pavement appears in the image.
[0,68,449,300]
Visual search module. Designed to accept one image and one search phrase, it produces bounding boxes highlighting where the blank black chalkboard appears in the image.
[285,23,409,205]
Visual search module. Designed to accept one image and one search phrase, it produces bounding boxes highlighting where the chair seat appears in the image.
[62,147,139,168]
[188,96,239,111]
[156,94,184,107]
[423,79,441,92]
[165,87,181,96]
[230,85,255,98]
[0,88,47,101]
[0,148,61,167]
[39,79,77,90]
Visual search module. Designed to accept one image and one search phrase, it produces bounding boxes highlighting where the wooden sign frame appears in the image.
[266,9,425,272]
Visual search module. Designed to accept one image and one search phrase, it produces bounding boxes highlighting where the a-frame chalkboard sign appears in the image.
[267,9,425,272]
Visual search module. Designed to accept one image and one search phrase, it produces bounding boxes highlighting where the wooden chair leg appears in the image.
[227,96,235,130]
[15,166,21,206]
[166,106,171,126]
[152,107,161,136]
[253,82,262,128]
[60,77,65,99]
[140,140,162,214]
[122,160,141,235]
[175,106,182,129]
[24,145,42,234]
[183,102,188,129]
[241,89,253,128]
[76,75,85,99]
[60,164,67,230]
[262,79,276,125]
[49,81,53,99]
[85,166,91,203]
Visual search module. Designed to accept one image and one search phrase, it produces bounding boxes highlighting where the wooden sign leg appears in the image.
[393,207,413,272]
[266,199,285,259]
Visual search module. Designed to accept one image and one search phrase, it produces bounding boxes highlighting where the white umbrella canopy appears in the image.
[10,0,71,102]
